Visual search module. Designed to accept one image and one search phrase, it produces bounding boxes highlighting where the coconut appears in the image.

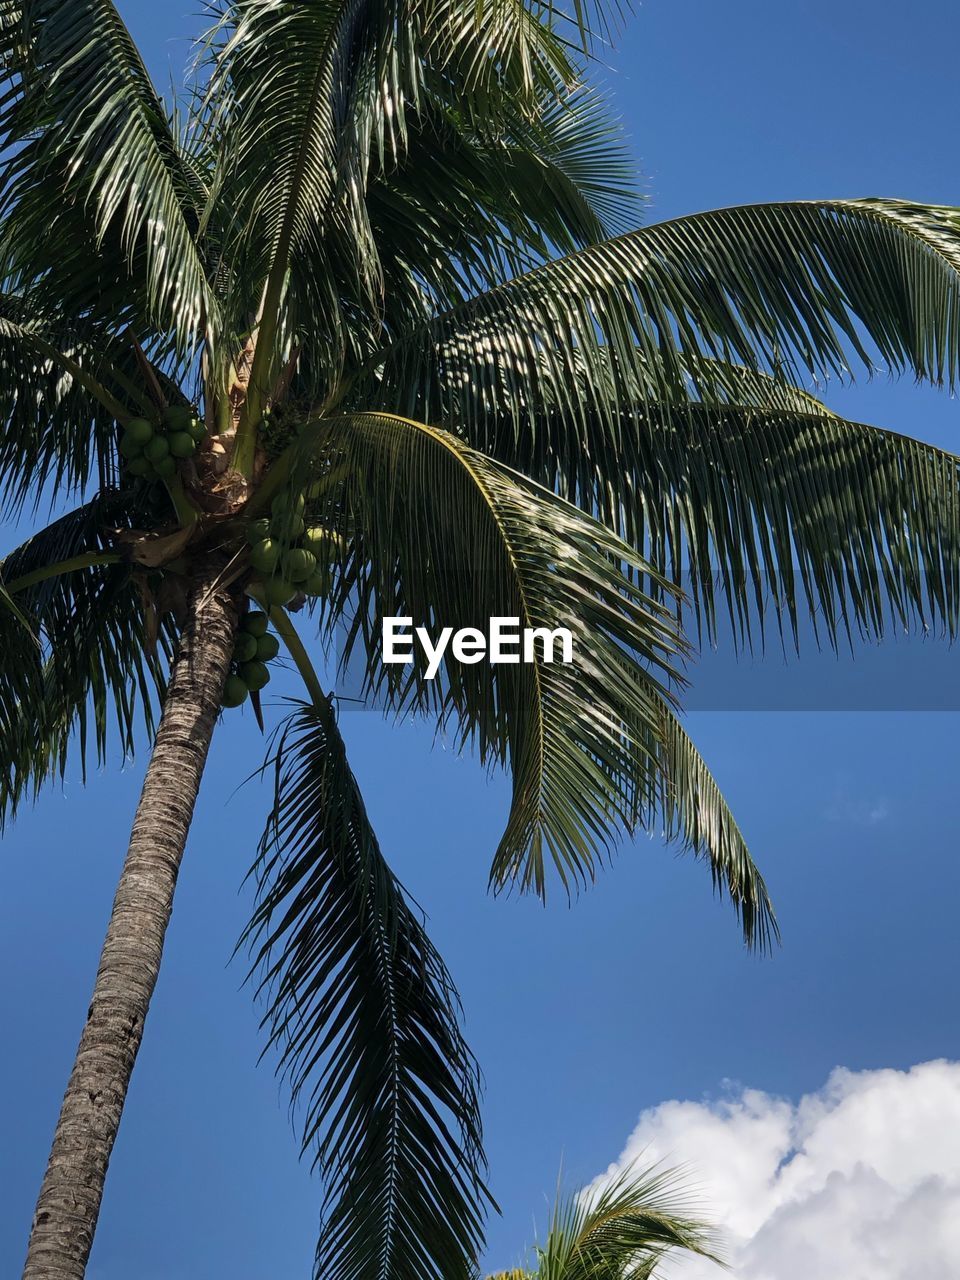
[251,538,282,574]
[245,518,272,546]
[169,431,196,459]
[154,456,178,481]
[126,457,152,477]
[187,417,207,443]
[262,578,296,606]
[302,569,330,597]
[126,418,155,446]
[273,490,306,518]
[255,633,280,661]
[282,548,317,583]
[163,404,195,433]
[118,434,144,459]
[144,435,170,462]
[222,674,249,708]
[240,660,271,692]
[242,610,269,637]
[303,527,343,560]
[270,512,305,540]
[233,632,259,663]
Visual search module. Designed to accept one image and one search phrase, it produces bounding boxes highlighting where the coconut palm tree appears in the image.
[486,1166,722,1280]
[3,1,960,1279]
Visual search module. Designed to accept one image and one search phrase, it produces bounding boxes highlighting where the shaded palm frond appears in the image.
[244,698,490,1280]
[0,296,149,508]
[0,0,213,356]
[0,498,172,824]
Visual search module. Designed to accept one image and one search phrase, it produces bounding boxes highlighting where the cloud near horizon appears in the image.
[589,1060,960,1280]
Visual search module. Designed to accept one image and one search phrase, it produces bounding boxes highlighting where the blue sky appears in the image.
[2,3,960,1277]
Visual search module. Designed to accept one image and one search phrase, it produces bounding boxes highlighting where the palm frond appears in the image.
[244,698,490,1280]
[368,199,960,435]
[0,295,148,508]
[202,0,594,413]
[494,1165,721,1280]
[433,359,960,648]
[292,412,774,946]
[354,82,639,327]
[0,0,213,355]
[0,498,171,824]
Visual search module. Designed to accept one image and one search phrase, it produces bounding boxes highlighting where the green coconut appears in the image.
[250,538,282,574]
[233,632,259,663]
[163,404,195,433]
[187,417,207,443]
[303,527,343,560]
[154,455,178,481]
[302,569,330,597]
[169,431,196,459]
[262,578,296,607]
[126,418,155,446]
[282,547,317,583]
[240,660,271,692]
[144,435,170,463]
[270,512,305,540]
[118,434,144,459]
[245,518,272,546]
[222,674,249,708]
[126,456,152,477]
[241,610,269,637]
[273,490,306,518]
[255,633,280,661]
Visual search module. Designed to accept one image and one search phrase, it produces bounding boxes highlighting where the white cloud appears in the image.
[590,1060,960,1280]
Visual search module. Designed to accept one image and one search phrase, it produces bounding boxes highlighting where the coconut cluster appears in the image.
[246,489,338,606]
[118,405,206,481]
[222,611,282,708]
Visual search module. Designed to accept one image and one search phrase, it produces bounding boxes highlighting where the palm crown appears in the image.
[486,1166,720,1280]
[3,2,960,1278]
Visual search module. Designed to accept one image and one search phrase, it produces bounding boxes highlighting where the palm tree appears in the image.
[486,1167,722,1280]
[3,1,960,1278]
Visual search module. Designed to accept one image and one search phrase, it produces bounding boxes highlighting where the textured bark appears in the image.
[22,559,238,1280]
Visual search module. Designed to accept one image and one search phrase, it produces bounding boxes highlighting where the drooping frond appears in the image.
[0,0,213,355]
[368,199,960,437]
[290,412,774,946]
[244,698,490,1280]
[0,499,171,824]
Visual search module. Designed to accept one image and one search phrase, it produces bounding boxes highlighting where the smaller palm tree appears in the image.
[488,1167,722,1280]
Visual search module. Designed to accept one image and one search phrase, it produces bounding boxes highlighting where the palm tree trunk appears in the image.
[22,558,238,1280]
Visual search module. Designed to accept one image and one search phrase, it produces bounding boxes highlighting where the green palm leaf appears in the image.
[486,1165,721,1280]
[244,698,490,1280]
[369,199,960,433]
[0,499,171,824]
[0,295,147,505]
[438,359,960,647]
[293,412,774,946]
[0,0,213,354]
[203,0,584,432]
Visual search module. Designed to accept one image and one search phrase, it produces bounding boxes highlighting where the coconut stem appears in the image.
[269,605,326,708]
